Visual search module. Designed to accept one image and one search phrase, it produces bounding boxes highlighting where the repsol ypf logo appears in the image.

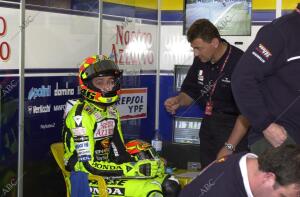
[27,85,51,100]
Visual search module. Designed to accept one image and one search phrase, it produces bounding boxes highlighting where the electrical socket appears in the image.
[187,162,201,171]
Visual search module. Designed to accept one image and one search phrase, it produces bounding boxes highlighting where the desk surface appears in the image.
[173,169,200,188]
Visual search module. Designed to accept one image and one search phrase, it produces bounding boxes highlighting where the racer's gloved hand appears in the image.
[136,159,159,177]
[156,158,166,177]
[122,159,161,177]
[122,162,137,177]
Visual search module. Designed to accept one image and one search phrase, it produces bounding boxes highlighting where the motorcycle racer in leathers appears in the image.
[62,55,180,197]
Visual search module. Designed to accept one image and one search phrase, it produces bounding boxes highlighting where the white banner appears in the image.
[0,6,259,72]
[116,88,147,120]
[102,18,157,71]
[0,7,20,68]
[0,6,158,71]
[0,7,98,70]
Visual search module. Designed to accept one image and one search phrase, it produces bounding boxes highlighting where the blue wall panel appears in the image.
[159,75,203,141]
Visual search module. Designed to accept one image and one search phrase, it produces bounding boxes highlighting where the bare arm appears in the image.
[217,115,249,159]
[164,92,193,115]
[177,92,194,106]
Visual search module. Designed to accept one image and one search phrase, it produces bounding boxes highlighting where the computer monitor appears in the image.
[184,0,252,36]
[173,116,202,144]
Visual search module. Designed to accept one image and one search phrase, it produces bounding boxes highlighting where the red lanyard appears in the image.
[209,45,232,101]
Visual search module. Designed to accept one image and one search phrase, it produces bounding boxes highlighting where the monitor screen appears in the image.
[173,116,202,144]
[184,0,252,36]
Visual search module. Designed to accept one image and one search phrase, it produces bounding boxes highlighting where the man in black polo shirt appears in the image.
[179,144,300,197]
[231,3,300,155]
[164,19,249,167]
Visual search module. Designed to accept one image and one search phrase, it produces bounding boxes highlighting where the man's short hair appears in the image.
[187,19,221,43]
[258,144,300,186]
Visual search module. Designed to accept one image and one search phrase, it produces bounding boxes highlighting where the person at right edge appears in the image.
[231,3,300,155]
[179,144,300,197]
[164,19,249,168]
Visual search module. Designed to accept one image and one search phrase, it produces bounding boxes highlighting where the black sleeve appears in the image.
[231,24,285,132]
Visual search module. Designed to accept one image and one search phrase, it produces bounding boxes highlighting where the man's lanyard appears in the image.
[208,45,232,102]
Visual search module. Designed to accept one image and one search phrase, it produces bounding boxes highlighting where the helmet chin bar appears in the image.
[79,55,122,105]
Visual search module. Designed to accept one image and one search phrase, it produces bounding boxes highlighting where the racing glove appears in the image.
[122,159,161,177]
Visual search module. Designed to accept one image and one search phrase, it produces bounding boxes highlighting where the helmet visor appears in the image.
[84,59,121,80]
[91,76,119,94]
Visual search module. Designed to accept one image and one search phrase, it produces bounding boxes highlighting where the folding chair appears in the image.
[50,142,108,197]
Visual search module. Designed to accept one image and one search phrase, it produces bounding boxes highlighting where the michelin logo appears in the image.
[54,82,74,96]
[28,105,51,114]
[28,85,51,100]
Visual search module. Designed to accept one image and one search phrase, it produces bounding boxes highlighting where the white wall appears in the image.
[159,25,262,70]
[1,5,263,73]
[0,7,158,72]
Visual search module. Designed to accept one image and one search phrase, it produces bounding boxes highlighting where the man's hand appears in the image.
[164,96,180,115]
[263,123,287,147]
[216,147,233,160]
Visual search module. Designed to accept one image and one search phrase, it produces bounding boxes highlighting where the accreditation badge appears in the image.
[205,101,213,116]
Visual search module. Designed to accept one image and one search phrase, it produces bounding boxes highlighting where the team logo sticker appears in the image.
[198,69,204,82]
[73,115,83,126]
[94,120,115,138]
[252,43,272,63]
[72,127,86,136]
[221,77,231,83]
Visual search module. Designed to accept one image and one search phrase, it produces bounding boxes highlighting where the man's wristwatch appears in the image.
[224,142,235,152]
